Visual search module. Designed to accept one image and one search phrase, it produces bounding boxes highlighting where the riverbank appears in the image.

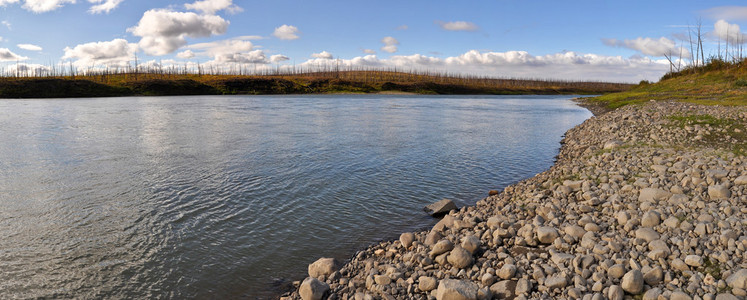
[0,72,631,98]
[284,101,747,300]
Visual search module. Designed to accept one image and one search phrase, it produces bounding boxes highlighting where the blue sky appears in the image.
[1,0,747,82]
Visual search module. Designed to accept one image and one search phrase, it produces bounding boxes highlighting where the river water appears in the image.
[0,95,591,298]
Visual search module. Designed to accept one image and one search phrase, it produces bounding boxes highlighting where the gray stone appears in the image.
[545,275,568,289]
[299,277,329,300]
[490,280,515,299]
[308,257,339,278]
[608,264,626,279]
[685,255,703,267]
[708,185,731,199]
[425,199,457,216]
[621,269,644,294]
[643,288,662,300]
[564,225,586,239]
[735,175,747,185]
[498,264,517,280]
[400,232,415,248]
[715,293,739,300]
[670,291,692,300]
[447,246,473,269]
[436,279,479,300]
[430,239,454,257]
[419,276,438,292]
[374,274,391,285]
[461,235,481,254]
[635,227,660,242]
[608,285,624,300]
[537,226,559,244]
[643,267,663,285]
[425,231,442,246]
[726,269,747,289]
[515,278,531,294]
[639,188,671,202]
[604,140,623,150]
[641,211,661,227]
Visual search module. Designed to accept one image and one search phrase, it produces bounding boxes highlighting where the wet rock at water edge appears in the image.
[299,277,329,300]
[425,199,457,217]
[308,257,339,279]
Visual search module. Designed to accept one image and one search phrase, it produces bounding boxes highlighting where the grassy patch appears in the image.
[667,114,746,156]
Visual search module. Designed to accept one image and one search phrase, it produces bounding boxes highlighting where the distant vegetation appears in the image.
[0,67,632,98]
[591,58,747,108]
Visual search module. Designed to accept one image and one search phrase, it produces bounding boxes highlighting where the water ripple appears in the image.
[0,95,591,299]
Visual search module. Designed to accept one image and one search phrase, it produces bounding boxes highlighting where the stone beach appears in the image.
[284,101,747,300]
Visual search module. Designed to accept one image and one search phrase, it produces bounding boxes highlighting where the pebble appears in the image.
[287,102,747,300]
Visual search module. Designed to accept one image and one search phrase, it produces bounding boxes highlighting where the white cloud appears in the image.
[177,50,195,59]
[712,19,747,43]
[437,21,478,31]
[395,25,408,30]
[311,51,333,59]
[6,63,52,76]
[88,0,124,14]
[22,0,75,13]
[0,0,19,6]
[296,50,669,83]
[185,0,242,15]
[381,36,399,53]
[62,38,138,68]
[602,37,691,58]
[363,49,376,54]
[186,37,270,64]
[703,6,747,21]
[270,54,289,62]
[0,48,27,61]
[273,25,300,40]
[2,20,11,29]
[187,38,253,56]
[17,43,42,51]
[128,9,229,56]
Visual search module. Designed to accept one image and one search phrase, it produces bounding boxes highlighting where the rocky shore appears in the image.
[284,101,747,300]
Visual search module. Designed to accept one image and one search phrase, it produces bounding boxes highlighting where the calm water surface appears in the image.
[0,95,591,298]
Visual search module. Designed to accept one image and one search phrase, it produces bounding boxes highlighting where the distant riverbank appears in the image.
[0,71,631,98]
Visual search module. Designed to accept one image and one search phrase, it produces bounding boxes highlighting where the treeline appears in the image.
[0,68,633,98]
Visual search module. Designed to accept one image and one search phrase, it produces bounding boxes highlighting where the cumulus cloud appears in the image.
[185,0,242,15]
[437,21,478,31]
[128,9,229,56]
[0,48,27,61]
[270,54,289,63]
[185,37,270,64]
[6,63,51,75]
[296,50,669,83]
[363,49,376,54]
[22,0,75,13]
[62,38,138,68]
[311,51,333,59]
[381,36,399,53]
[212,49,266,64]
[88,0,123,14]
[177,50,195,59]
[712,19,747,43]
[273,25,300,40]
[17,43,42,51]
[703,6,747,21]
[602,37,690,58]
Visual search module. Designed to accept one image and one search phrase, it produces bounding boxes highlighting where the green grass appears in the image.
[588,60,747,109]
[666,114,747,156]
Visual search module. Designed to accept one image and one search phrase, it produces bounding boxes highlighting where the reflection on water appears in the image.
[0,95,591,298]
